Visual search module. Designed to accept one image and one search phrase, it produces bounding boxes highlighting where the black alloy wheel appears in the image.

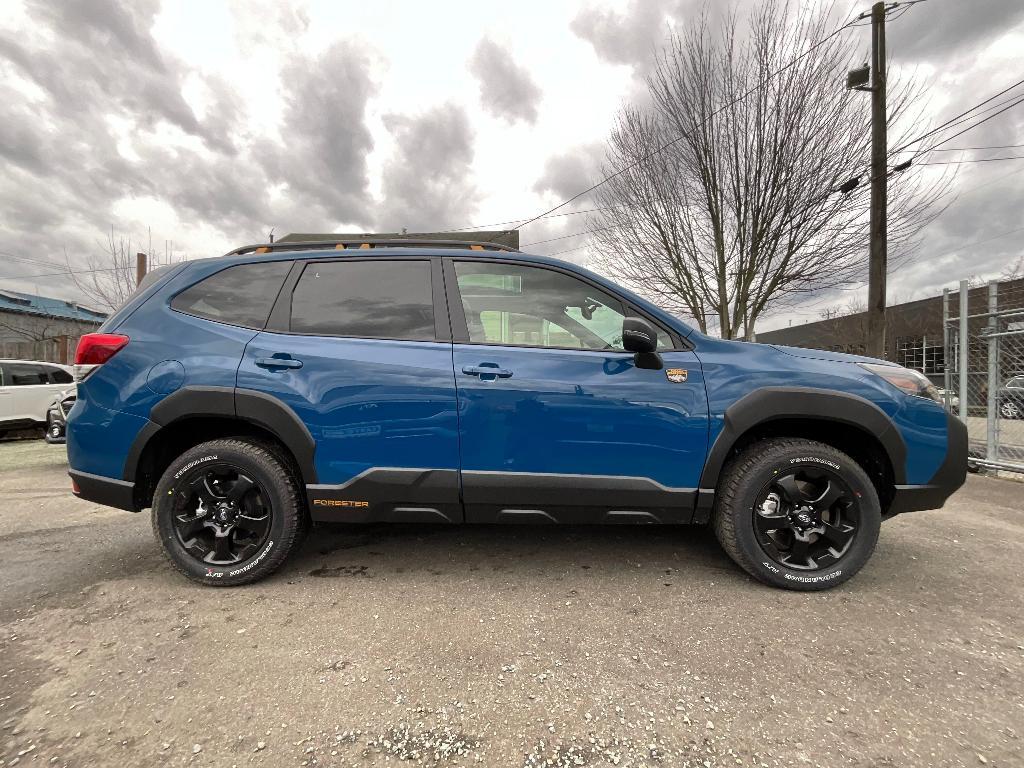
[712,438,881,590]
[172,463,272,566]
[752,467,859,571]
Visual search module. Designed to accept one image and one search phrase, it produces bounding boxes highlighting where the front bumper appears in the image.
[70,469,137,512]
[887,411,968,516]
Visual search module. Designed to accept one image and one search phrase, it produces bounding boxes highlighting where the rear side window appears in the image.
[49,367,73,384]
[290,260,434,340]
[171,261,291,329]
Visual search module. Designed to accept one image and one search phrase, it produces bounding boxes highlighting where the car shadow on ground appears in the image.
[285,521,742,583]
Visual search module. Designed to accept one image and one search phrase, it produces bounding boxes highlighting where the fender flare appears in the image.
[124,386,318,484]
[698,386,907,489]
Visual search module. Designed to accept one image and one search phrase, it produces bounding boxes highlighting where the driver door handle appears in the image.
[462,364,513,379]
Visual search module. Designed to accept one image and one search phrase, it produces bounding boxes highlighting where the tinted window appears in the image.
[4,363,49,385]
[171,261,291,329]
[49,367,73,384]
[454,261,671,350]
[290,260,434,340]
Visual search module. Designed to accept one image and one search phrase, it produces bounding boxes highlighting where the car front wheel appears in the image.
[712,438,881,590]
[151,439,308,586]
[1000,400,1021,420]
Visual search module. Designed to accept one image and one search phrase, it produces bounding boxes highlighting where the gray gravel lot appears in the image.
[0,439,1022,768]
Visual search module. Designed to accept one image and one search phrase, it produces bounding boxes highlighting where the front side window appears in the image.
[171,260,292,329]
[290,260,434,340]
[454,261,670,350]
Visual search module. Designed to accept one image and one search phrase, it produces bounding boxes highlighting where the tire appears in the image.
[712,438,881,591]
[1000,400,1021,420]
[151,439,307,586]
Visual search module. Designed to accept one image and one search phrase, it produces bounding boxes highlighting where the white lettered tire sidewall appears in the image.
[151,439,304,586]
[714,439,882,591]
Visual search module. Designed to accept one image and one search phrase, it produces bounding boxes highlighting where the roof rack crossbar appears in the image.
[223,238,519,258]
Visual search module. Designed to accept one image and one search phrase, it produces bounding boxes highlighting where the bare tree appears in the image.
[65,227,184,313]
[591,1,948,339]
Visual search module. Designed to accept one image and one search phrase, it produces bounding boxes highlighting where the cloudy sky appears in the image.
[1,0,1023,332]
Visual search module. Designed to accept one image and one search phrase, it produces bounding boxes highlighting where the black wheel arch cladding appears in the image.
[125,386,318,485]
[699,387,908,489]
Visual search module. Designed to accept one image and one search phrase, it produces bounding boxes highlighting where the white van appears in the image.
[0,360,75,437]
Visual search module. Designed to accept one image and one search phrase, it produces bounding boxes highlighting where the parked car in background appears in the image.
[44,388,77,443]
[0,359,75,438]
[998,375,1024,419]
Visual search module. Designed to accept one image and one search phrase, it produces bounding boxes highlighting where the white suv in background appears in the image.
[0,360,75,437]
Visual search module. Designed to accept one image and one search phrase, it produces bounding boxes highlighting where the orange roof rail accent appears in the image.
[470,245,484,251]
[254,247,270,254]
[359,243,371,249]
[335,243,346,249]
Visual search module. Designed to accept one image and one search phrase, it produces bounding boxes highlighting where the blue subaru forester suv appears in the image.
[66,238,966,590]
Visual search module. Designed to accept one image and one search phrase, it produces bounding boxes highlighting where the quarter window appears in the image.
[453,261,670,350]
[171,261,292,329]
[290,260,434,341]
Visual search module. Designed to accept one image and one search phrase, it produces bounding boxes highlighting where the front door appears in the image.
[237,257,462,523]
[445,258,709,524]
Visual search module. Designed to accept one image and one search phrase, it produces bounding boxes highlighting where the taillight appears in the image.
[74,333,129,381]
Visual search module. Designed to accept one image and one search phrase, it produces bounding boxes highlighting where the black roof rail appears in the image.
[223,238,520,258]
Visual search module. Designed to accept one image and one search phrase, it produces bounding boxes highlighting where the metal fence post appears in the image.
[942,289,951,408]
[987,282,998,471]
[959,280,969,423]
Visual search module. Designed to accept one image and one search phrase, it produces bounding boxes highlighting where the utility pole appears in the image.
[136,251,147,286]
[865,0,888,359]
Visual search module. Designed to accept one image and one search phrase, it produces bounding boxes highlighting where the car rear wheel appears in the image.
[151,439,308,586]
[1000,400,1021,420]
[712,438,881,591]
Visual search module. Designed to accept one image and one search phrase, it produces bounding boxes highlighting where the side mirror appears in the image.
[621,317,663,370]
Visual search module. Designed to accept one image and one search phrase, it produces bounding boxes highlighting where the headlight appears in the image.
[859,363,941,402]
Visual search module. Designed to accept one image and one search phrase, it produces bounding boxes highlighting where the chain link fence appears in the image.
[944,278,1024,474]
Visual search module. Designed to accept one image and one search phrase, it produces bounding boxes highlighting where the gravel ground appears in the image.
[0,439,1022,768]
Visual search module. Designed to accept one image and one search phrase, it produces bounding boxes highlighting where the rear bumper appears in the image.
[887,411,968,516]
[70,469,137,512]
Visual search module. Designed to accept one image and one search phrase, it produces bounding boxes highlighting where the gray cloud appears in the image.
[0,0,387,299]
[533,144,604,199]
[468,37,542,124]
[377,105,478,232]
[571,0,695,72]
[887,0,1024,61]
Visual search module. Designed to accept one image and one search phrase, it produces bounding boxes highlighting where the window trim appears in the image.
[169,260,294,331]
[442,257,689,352]
[263,256,449,343]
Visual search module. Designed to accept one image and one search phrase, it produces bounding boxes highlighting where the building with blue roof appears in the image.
[0,289,107,364]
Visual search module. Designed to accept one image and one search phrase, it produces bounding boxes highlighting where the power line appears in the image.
[891,77,1024,155]
[929,143,1024,152]
[918,155,1024,166]
[919,94,1024,155]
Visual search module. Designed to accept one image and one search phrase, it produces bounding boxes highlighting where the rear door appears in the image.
[1,362,61,423]
[237,256,462,523]
[446,258,709,524]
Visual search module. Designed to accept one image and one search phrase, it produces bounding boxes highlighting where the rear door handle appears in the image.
[256,357,303,370]
[462,364,513,378]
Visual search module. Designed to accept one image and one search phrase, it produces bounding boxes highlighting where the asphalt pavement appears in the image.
[0,438,1022,767]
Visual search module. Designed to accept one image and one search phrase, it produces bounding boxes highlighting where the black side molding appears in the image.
[699,386,908,490]
[307,468,461,523]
